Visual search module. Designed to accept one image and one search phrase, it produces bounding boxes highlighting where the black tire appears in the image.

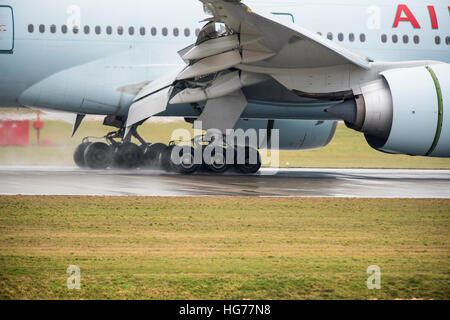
[143,143,167,168]
[140,143,150,152]
[235,146,262,174]
[84,142,112,170]
[73,142,91,168]
[113,143,144,169]
[170,145,200,174]
[160,145,175,172]
[204,147,229,174]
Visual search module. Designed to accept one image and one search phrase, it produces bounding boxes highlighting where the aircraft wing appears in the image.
[197,0,371,70]
[126,0,371,131]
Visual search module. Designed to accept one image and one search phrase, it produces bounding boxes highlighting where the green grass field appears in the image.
[0,196,449,300]
[1,113,450,168]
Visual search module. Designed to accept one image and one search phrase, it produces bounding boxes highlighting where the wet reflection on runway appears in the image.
[0,166,449,198]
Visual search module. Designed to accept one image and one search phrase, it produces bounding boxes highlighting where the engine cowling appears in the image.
[234,119,337,151]
[328,64,450,157]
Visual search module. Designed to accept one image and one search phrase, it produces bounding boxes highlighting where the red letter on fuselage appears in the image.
[428,6,439,29]
[393,4,421,29]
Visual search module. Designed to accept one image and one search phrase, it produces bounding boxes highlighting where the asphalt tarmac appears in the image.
[0,166,449,198]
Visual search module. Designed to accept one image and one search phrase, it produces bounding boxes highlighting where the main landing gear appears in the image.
[73,128,261,175]
[73,128,147,170]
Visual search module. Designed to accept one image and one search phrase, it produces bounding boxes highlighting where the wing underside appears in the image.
[126,0,371,131]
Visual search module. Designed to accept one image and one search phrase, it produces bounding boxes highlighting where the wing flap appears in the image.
[124,0,372,133]
[126,86,173,129]
[198,0,371,69]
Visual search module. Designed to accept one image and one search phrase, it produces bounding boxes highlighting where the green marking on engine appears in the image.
[425,66,444,156]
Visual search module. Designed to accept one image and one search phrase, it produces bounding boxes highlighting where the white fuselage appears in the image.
[0,0,449,115]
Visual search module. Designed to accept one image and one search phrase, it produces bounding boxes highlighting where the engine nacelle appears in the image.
[328,64,450,157]
[233,119,337,151]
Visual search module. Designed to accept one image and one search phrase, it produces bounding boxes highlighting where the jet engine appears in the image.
[233,119,337,151]
[327,64,450,157]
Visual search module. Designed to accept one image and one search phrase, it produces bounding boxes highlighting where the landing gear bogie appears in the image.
[73,125,262,175]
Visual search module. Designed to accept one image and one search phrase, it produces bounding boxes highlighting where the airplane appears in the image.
[0,0,449,174]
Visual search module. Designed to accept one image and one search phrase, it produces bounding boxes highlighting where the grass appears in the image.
[0,114,449,168]
[0,196,449,300]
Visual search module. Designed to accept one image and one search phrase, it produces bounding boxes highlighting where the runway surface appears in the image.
[0,166,449,198]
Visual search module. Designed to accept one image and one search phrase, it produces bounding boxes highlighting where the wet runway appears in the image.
[0,166,449,198]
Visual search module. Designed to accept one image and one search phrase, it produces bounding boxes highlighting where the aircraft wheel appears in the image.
[74,142,91,168]
[160,145,175,173]
[113,143,144,169]
[171,146,200,174]
[235,146,262,174]
[143,143,167,168]
[84,142,112,170]
[205,147,229,174]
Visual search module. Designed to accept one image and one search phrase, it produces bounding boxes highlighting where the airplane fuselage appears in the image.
[0,0,449,116]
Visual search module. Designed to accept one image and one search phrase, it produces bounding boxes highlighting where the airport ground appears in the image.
[0,196,449,300]
[0,109,449,300]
